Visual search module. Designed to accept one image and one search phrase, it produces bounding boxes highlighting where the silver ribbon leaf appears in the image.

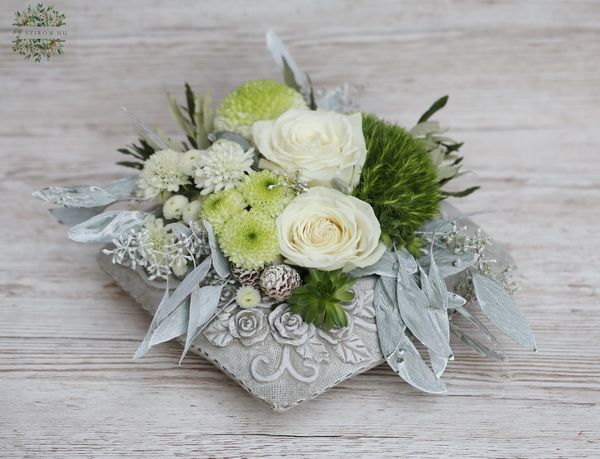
[350,248,417,278]
[180,284,226,363]
[395,251,453,359]
[68,211,147,243]
[34,176,139,209]
[450,323,506,362]
[203,220,230,278]
[472,273,537,351]
[265,31,310,95]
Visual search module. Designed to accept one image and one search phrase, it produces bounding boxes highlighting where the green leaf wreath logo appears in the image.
[12,3,66,62]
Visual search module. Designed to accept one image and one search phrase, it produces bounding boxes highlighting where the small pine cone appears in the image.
[259,264,302,300]
[231,266,262,287]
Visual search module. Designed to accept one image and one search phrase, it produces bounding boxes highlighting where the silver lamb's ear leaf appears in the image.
[450,323,506,362]
[265,30,309,94]
[48,206,106,226]
[472,273,536,351]
[68,211,148,243]
[387,333,448,394]
[203,220,230,278]
[180,284,226,363]
[396,251,453,359]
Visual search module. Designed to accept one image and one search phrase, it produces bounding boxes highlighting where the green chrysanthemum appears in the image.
[201,189,247,232]
[352,114,441,253]
[218,209,279,271]
[238,170,294,217]
[214,80,307,137]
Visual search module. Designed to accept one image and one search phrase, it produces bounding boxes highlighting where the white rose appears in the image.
[277,187,386,271]
[252,109,367,189]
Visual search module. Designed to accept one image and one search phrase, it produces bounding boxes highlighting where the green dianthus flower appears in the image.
[214,80,307,137]
[218,209,279,271]
[238,170,294,217]
[201,189,247,232]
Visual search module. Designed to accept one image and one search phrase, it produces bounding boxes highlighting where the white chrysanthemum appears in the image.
[162,194,189,220]
[235,285,262,309]
[194,140,254,195]
[181,200,202,224]
[179,149,203,176]
[138,149,189,199]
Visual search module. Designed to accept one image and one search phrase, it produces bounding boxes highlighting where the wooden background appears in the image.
[1,0,599,457]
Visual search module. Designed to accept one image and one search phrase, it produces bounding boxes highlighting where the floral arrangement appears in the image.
[35,33,535,407]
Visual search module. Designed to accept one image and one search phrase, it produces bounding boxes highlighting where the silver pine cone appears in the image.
[259,264,302,300]
[231,266,262,287]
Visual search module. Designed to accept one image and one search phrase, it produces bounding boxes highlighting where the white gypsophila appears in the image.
[194,140,254,194]
[179,149,202,176]
[252,109,367,189]
[277,187,386,272]
[162,194,189,220]
[138,149,189,199]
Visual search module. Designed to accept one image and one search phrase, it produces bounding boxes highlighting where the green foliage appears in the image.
[353,114,441,250]
[117,138,156,170]
[412,96,479,198]
[288,269,356,330]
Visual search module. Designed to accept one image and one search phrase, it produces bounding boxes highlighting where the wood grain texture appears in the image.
[1,0,599,457]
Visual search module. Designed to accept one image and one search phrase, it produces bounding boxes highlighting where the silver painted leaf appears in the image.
[180,284,226,363]
[419,243,479,278]
[168,223,192,241]
[330,177,351,194]
[447,292,467,309]
[48,206,106,226]
[373,276,405,357]
[209,131,253,152]
[387,332,448,394]
[265,31,309,94]
[133,281,171,359]
[149,301,189,346]
[314,83,361,113]
[68,211,147,243]
[428,350,448,379]
[450,323,506,361]
[203,220,230,278]
[472,273,536,351]
[396,254,453,359]
[454,305,502,348]
[350,248,417,278]
[101,176,140,198]
[151,256,212,324]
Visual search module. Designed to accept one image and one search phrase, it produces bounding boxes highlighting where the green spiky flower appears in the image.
[218,209,279,270]
[238,170,294,217]
[214,80,307,137]
[201,189,247,232]
[352,114,441,253]
[288,269,357,330]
